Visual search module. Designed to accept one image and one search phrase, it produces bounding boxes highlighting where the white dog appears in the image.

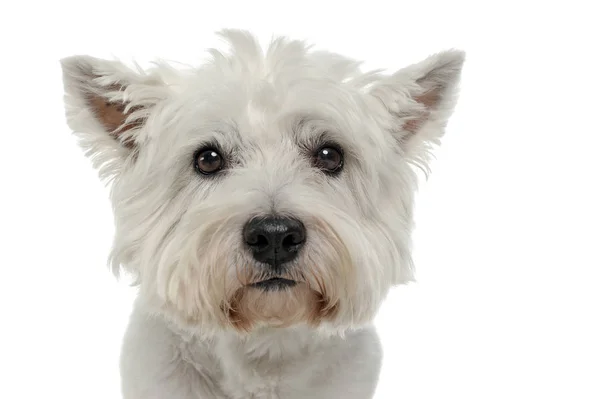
[61,30,464,399]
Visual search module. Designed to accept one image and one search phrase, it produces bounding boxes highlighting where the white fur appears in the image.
[61,30,464,398]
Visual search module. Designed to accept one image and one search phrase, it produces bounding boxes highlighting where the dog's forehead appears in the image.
[169,42,370,136]
[152,36,392,159]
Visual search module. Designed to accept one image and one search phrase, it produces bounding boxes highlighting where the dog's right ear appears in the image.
[368,50,464,175]
[61,56,168,180]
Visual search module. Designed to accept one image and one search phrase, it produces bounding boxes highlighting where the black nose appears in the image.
[243,216,306,268]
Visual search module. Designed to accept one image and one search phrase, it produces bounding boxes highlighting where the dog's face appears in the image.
[61,31,463,335]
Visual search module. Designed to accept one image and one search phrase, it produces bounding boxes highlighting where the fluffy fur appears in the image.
[61,30,464,398]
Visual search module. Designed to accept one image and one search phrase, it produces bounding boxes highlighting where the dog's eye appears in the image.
[314,146,343,174]
[194,149,224,175]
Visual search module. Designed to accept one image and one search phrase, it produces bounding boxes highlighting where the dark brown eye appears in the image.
[194,148,223,175]
[314,146,343,174]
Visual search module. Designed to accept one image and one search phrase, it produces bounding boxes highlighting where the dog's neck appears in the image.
[139,294,345,363]
[172,317,341,364]
[222,325,334,360]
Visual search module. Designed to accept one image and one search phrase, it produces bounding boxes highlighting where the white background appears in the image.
[1,1,599,398]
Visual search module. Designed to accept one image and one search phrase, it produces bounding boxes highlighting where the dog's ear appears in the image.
[369,50,465,173]
[61,56,167,180]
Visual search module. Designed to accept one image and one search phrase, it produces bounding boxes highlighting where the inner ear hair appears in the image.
[414,87,442,109]
[402,86,443,133]
[84,83,141,148]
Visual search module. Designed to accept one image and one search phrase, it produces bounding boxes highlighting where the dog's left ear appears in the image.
[61,56,168,180]
[369,50,465,171]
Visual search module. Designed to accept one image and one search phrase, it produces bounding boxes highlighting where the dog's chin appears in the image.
[224,281,337,332]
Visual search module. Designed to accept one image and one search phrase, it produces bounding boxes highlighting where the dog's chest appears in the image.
[208,331,328,399]
[222,374,281,399]
[218,359,320,399]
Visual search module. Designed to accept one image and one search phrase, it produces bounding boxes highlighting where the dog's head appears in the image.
[61,30,463,335]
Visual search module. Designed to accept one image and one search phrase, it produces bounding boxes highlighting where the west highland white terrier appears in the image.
[61,30,464,399]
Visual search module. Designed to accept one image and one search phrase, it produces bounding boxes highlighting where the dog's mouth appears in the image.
[249,277,297,291]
